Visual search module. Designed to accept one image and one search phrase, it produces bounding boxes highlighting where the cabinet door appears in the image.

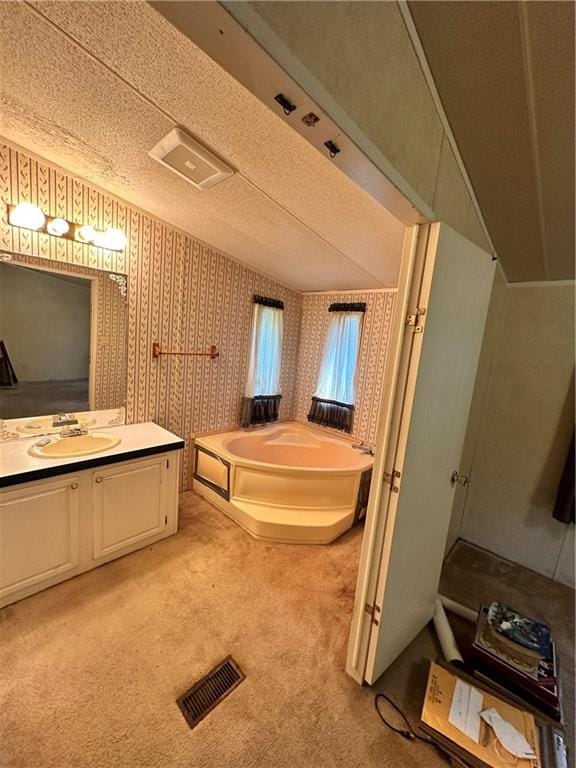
[92,457,167,559]
[0,476,80,600]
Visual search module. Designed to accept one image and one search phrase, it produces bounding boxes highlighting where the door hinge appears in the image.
[405,307,426,333]
[450,470,469,487]
[383,468,401,493]
[364,602,381,626]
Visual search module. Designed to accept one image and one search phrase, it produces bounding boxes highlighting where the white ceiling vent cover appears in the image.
[149,128,233,190]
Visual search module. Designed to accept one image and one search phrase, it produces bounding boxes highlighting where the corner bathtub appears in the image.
[192,422,373,544]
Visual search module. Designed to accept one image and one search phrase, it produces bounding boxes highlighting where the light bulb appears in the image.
[9,202,45,230]
[46,217,70,237]
[76,224,97,243]
[94,227,127,251]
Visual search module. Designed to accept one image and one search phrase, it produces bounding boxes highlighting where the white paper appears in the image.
[480,708,537,759]
[554,732,568,768]
[448,679,484,743]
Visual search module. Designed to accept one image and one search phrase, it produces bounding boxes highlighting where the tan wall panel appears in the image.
[433,134,472,242]
[523,1,575,281]
[464,200,492,254]
[555,528,575,589]
[460,280,575,584]
[409,1,559,282]
[446,266,508,553]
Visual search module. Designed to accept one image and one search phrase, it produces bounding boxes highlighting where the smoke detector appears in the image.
[149,128,233,190]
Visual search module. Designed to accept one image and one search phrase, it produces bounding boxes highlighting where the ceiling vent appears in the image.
[149,128,233,190]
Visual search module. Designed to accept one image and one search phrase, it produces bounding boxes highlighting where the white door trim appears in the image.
[363,224,439,681]
[345,223,423,682]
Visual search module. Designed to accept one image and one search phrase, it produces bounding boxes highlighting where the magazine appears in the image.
[486,603,551,659]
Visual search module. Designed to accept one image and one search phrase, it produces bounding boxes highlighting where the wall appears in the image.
[295,290,396,445]
[0,263,90,381]
[0,253,127,410]
[233,1,491,255]
[448,267,575,587]
[0,143,302,485]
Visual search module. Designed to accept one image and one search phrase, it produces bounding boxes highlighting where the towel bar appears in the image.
[152,342,219,359]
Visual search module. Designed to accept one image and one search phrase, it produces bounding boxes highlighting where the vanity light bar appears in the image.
[7,203,127,252]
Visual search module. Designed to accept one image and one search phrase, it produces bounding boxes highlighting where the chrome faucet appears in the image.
[60,425,88,438]
[52,412,79,428]
[352,441,374,456]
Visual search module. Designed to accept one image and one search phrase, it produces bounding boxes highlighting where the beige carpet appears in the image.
[0,492,573,767]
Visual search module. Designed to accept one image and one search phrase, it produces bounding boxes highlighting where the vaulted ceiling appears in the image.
[0,1,405,292]
[409,0,575,282]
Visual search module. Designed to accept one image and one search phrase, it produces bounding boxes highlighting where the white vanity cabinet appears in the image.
[0,445,181,608]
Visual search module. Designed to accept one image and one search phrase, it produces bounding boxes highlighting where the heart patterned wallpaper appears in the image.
[0,143,301,487]
[0,142,397,488]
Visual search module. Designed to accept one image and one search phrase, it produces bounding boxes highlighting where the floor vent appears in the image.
[176,656,245,730]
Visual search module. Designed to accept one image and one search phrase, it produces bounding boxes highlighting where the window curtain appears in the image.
[241,296,284,427]
[307,303,365,433]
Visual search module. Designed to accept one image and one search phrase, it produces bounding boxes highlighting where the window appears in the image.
[307,302,365,433]
[241,295,284,427]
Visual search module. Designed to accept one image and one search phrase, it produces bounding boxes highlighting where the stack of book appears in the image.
[469,603,561,722]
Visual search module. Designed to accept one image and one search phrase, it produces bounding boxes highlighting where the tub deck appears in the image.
[193,422,373,544]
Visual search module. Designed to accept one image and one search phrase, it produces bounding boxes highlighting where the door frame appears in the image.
[346,222,437,683]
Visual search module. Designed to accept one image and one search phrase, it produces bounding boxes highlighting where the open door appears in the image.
[347,222,495,685]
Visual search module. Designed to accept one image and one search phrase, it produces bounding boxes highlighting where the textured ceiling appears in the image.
[0,1,405,291]
[409,0,575,282]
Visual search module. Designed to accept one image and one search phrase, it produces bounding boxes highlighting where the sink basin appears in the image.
[16,414,96,435]
[28,432,121,458]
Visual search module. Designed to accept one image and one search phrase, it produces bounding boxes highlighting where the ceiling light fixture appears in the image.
[76,224,97,244]
[6,203,127,252]
[46,217,70,237]
[93,228,127,251]
[8,202,46,230]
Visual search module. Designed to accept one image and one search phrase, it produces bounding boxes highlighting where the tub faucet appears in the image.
[352,442,374,456]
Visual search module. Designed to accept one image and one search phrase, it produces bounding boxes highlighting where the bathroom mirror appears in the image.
[0,252,127,426]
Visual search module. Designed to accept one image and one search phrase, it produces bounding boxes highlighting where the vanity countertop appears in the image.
[0,422,185,488]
